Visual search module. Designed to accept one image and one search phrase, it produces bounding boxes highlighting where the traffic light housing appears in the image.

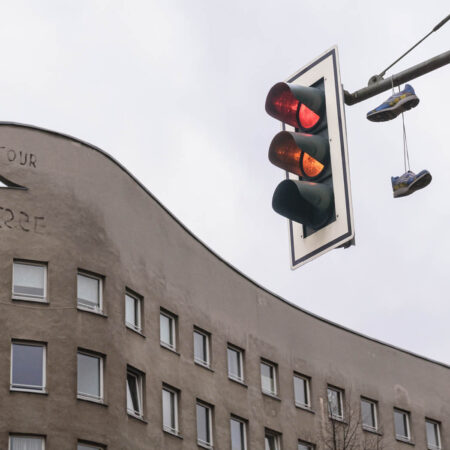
[266,47,354,268]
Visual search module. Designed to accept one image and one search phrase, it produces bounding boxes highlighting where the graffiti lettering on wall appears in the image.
[0,206,45,233]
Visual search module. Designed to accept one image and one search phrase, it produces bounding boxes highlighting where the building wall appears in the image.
[0,123,448,449]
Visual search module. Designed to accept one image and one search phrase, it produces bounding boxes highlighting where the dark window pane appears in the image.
[12,343,44,389]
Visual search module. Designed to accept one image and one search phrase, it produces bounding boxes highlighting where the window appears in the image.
[194,328,210,367]
[77,271,102,313]
[197,402,213,448]
[230,417,247,450]
[160,310,176,350]
[77,351,103,402]
[298,441,313,450]
[265,430,281,450]
[293,374,311,408]
[228,345,244,382]
[261,360,277,396]
[327,387,344,420]
[127,367,144,418]
[426,419,441,450]
[162,386,179,434]
[12,261,47,302]
[9,436,45,449]
[11,341,46,392]
[77,443,103,450]
[394,409,411,441]
[361,398,377,431]
[125,291,142,332]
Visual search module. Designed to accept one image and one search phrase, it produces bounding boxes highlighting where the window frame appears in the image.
[10,340,46,393]
[298,440,314,450]
[12,260,47,303]
[77,271,103,314]
[327,386,344,421]
[361,397,378,432]
[162,384,179,435]
[76,350,104,403]
[9,435,45,450]
[394,408,411,442]
[261,359,278,396]
[426,419,441,450]
[230,416,247,450]
[160,310,177,351]
[196,401,213,449]
[127,366,144,419]
[227,345,244,383]
[293,373,311,409]
[264,429,281,450]
[193,327,210,368]
[125,290,142,333]
[77,442,105,450]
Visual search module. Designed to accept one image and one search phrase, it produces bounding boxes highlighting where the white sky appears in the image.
[1,0,449,362]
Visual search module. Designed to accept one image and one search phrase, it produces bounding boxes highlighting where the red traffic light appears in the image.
[268,131,329,180]
[265,82,324,131]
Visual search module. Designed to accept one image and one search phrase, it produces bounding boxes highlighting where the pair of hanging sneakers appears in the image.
[367,84,432,198]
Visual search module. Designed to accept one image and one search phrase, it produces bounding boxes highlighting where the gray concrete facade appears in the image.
[0,123,449,449]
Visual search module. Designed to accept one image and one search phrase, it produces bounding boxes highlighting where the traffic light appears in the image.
[265,47,354,268]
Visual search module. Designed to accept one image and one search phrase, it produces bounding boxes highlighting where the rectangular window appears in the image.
[12,261,47,302]
[426,419,441,450]
[9,435,45,449]
[196,402,213,448]
[194,328,210,367]
[11,341,46,392]
[293,374,311,408]
[298,441,313,450]
[127,367,144,418]
[162,386,179,434]
[261,360,277,396]
[77,443,103,450]
[394,409,411,441]
[160,310,176,351]
[327,387,344,420]
[361,398,377,431]
[77,351,103,402]
[228,345,244,382]
[125,291,142,333]
[265,430,281,450]
[77,272,102,313]
[230,417,247,450]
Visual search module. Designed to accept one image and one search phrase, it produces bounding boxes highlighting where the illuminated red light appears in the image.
[265,83,299,128]
[299,103,320,130]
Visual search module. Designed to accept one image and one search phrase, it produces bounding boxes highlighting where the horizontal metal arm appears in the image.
[344,50,450,106]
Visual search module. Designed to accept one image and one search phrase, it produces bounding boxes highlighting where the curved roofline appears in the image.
[2,121,448,370]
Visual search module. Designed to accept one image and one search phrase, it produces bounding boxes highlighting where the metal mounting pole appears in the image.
[344,50,450,106]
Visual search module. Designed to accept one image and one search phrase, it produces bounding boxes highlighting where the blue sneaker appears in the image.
[367,84,419,122]
[391,170,432,198]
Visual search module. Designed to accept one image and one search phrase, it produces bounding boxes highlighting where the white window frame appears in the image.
[160,310,177,351]
[261,360,278,396]
[193,328,210,368]
[293,373,311,409]
[125,291,142,333]
[196,401,213,449]
[426,419,441,450]
[12,260,47,303]
[265,430,281,450]
[77,350,104,403]
[77,271,103,314]
[394,408,411,442]
[9,435,45,450]
[228,345,244,383]
[77,443,103,450]
[298,440,314,450]
[127,367,144,419]
[327,386,344,420]
[162,385,179,435]
[361,398,378,432]
[230,416,247,450]
[10,341,46,393]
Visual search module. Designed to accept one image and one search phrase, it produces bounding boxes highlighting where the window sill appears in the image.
[228,376,247,387]
[127,412,147,423]
[163,428,183,439]
[262,391,281,401]
[363,426,382,435]
[295,403,315,414]
[329,415,346,423]
[197,440,213,449]
[77,306,108,318]
[12,296,48,304]
[194,361,214,372]
[396,437,415,446]
[10,387,47,395]
[126,325,146,338]
[77,395,108,407]
[160,342,180,355]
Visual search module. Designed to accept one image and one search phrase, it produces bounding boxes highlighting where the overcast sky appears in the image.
[1,1,449,363]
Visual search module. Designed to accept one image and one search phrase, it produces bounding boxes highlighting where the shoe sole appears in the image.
[368,95,420,122]
[393,172,432,198]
